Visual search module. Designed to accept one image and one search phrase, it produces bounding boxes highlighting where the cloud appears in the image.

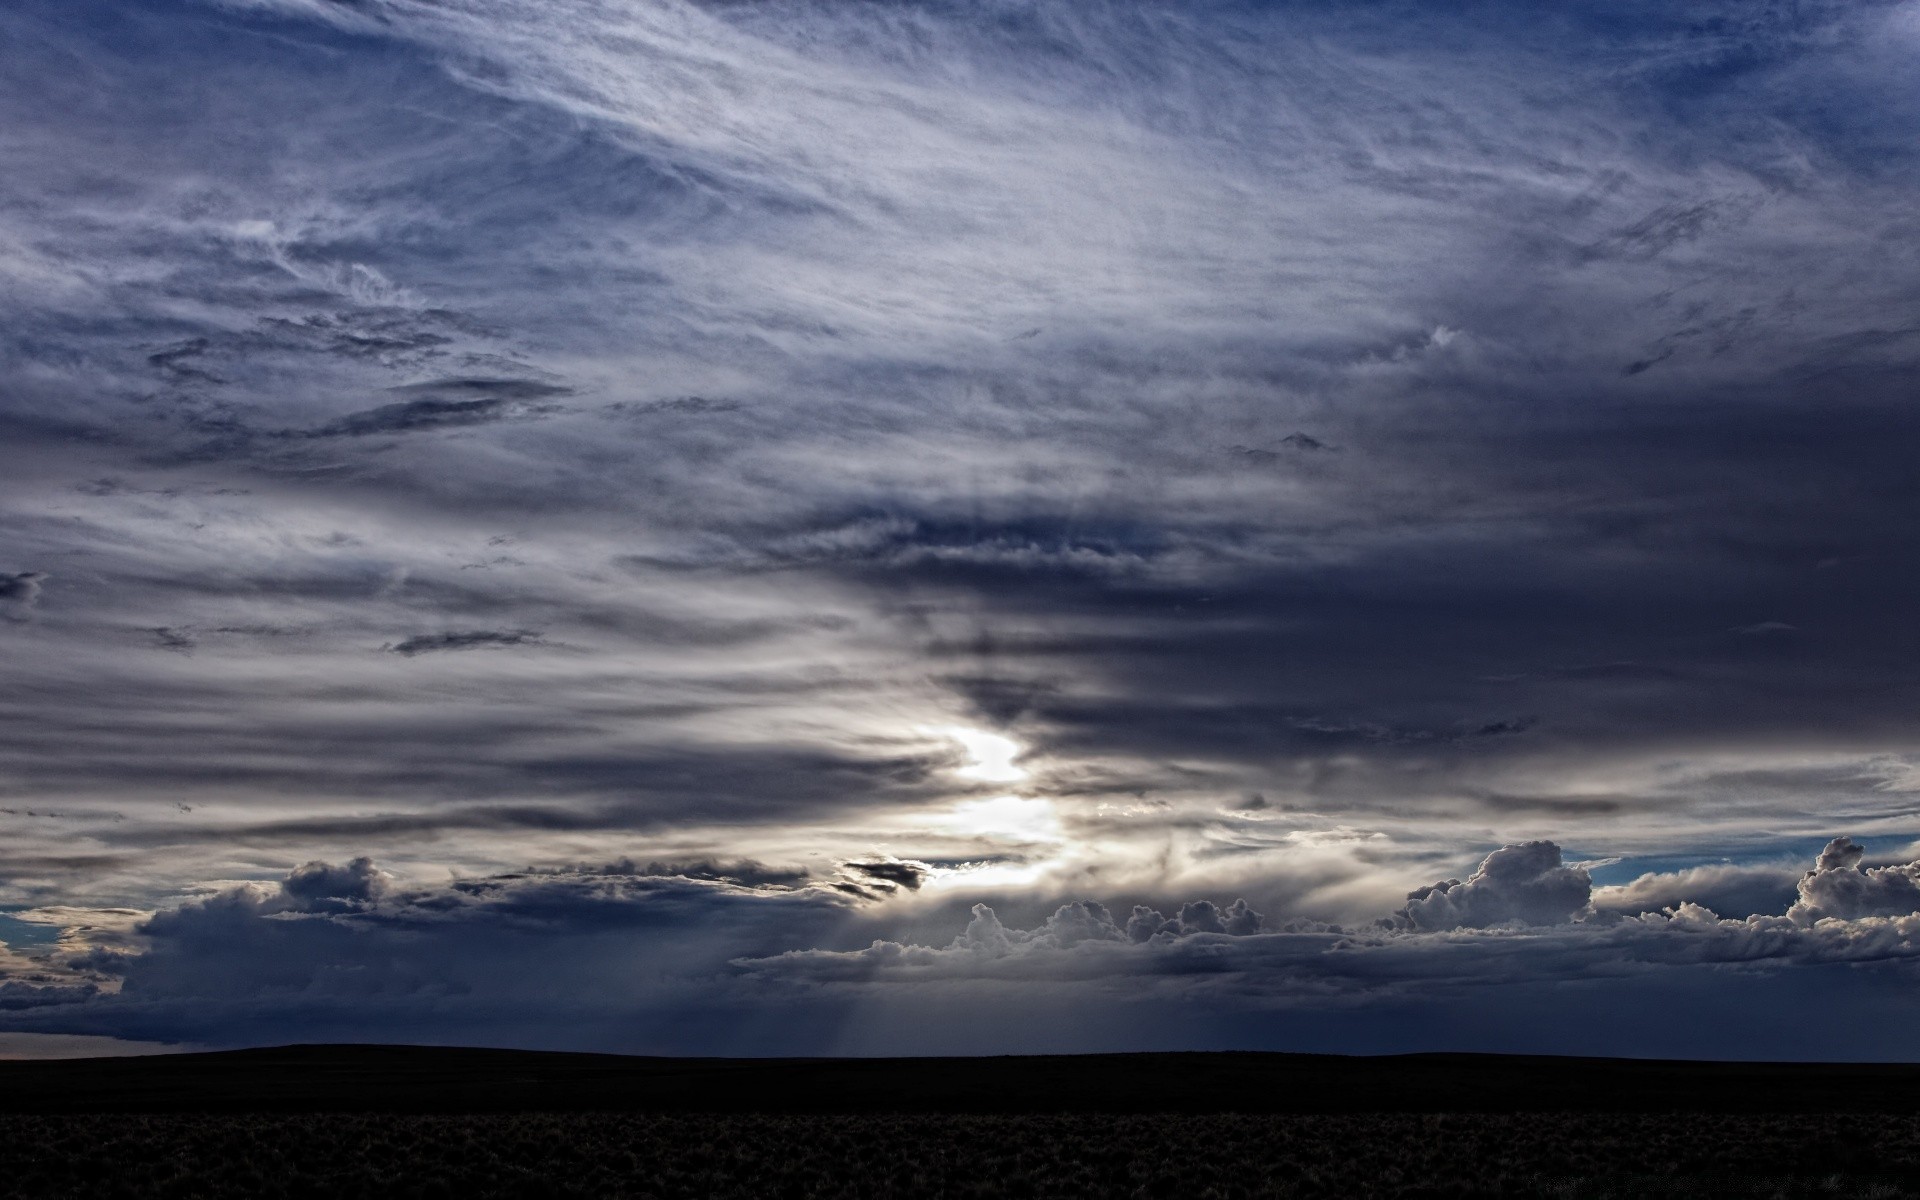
[308,378,570,437]
[0,856,855,1051]
[3,0,1920,1057]
[1392,842,1593,931]
[738,838,1920,1001]
[744,894,1271,984]
[146,627,194,654]
[1787,837,1920,924]
[1125,899,1265,941]
[0,982,97,1012]
[384,629,544,655]
[839,858,932,894]
[11,837,1920,1054]
[1592,862,1801,920]
[578,859,811,889]
[280,855,390,912]
[0,572,46,617]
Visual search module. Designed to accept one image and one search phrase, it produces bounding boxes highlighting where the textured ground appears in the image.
[4,1112,1920,1199]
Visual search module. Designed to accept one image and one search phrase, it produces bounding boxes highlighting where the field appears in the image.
[6,1111,1920,1199]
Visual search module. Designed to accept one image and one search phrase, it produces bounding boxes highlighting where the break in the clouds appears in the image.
[3,0,1920,1057]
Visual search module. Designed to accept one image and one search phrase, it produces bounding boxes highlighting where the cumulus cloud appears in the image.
[1787,837,1920,924]
[1392,842,1593,931]
[1126,899,1265,940]
[280,856,390,912]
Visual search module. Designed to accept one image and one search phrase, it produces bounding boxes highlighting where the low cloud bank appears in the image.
[2,836,1920,1050]
[744,837,1920,990]
[1591,862,1801,921]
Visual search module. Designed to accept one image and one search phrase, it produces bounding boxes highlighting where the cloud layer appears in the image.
[2,835,1919,1057]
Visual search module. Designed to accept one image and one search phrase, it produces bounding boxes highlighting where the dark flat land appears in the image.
[8,1111,1920,1199]
[7,1048,1920,1197]
[3,1043,1920,1113]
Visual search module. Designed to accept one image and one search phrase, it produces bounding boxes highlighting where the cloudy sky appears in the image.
[5,0,1920,1059]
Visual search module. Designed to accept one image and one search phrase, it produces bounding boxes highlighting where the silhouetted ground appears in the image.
[6,1048,1920,1197]
[7,1044,1920,1113]
[5,1111,1920,1198]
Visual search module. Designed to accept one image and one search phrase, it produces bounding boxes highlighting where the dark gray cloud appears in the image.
[0,573,47,617]
[840,858,932,893]
[0,857,857,1051]
[384,629,544,656]
[145,627,194,654]
[575,859,812,889]
[309,379,570,437]
[279,856,390,912]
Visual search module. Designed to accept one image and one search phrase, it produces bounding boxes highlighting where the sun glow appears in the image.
[940,794,1063,844]
[924,725,1029,783]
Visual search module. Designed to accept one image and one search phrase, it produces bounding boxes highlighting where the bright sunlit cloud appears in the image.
[924,725,1030,783]
[921,857,1056,891]
[939,794,1062,845]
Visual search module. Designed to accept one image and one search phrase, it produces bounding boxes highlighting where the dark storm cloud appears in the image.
[0,983,98,1012]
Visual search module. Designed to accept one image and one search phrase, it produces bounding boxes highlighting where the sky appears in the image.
[4,0,1920,1060]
